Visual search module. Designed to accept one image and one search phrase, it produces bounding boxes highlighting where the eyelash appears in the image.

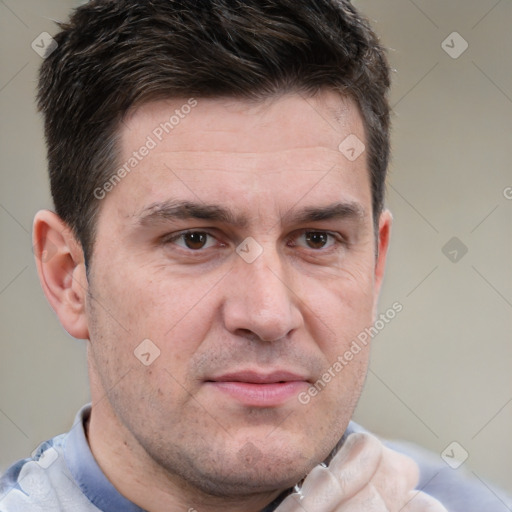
[163,229,346,253]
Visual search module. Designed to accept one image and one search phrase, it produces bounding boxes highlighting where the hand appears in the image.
[276,433,447,511]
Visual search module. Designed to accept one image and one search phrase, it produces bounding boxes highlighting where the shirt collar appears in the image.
[63,404,146,512]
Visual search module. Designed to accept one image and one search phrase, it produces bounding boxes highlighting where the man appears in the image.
[0,1,509,511]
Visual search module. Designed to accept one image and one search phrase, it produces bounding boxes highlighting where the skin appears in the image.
[34,91,393,512]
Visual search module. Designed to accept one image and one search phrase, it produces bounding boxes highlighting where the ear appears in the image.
[33,210,89,340]
[372,209,392,318]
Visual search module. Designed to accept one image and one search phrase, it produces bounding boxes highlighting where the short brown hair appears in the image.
[37,0,391,265]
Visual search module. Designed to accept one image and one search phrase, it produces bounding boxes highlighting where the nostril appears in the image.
[235,329,261,342]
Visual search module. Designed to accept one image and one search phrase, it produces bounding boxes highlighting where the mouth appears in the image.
[205,370,310,407]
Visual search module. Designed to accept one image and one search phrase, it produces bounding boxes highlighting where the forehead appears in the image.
[104,91,371,224]
[123,91,361,148]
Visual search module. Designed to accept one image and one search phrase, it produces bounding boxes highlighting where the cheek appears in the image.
[303,262,376,346]
[95,257,214,335]
[118,271,225,383]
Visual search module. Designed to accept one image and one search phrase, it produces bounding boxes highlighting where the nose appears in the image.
[221,247,303,343]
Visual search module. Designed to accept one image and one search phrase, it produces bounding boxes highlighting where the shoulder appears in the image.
[0,435,97,512]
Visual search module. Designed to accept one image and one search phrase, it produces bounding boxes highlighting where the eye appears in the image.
[291,230,341,250]
[166,231,218,250]
[304,231,332,249]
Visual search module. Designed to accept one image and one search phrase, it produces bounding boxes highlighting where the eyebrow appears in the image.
[137,200,249,228]
[136,199,366,228]
[285,202,366,224]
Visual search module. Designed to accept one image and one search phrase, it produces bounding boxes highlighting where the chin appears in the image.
[160,444,316,499]
[193,459,310,498]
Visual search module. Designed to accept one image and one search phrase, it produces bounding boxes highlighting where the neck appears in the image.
[86,399,282,512]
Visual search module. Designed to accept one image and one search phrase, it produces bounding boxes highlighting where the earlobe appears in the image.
[33,210,90,340]
[373,209,392,317]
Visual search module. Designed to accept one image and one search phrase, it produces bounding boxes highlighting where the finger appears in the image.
[301,465,344,510]
[335,483,390,512]
[274,493,306,512]
[276,466,343,512]
[328,433,384,499]
[401,490,449,512]
[370,446,420,510]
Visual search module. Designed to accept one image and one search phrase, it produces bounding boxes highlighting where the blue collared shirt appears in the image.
[0,404,510,511]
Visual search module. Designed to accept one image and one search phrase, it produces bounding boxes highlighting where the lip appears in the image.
[205,370,310,407]
[209,370,309,384]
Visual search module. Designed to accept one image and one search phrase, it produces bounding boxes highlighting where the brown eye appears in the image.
[305,231,329,249]
[289,230,342,252]
[165,231,217,251]
[182,232,209,250]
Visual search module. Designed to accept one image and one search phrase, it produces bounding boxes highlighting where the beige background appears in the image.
[1,0,511,498]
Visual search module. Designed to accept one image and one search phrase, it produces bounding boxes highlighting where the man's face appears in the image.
[85,91,390,496]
